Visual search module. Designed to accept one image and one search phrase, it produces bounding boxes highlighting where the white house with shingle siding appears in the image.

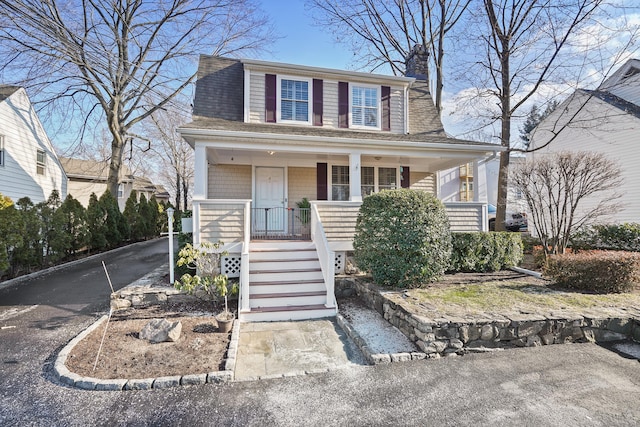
[178,47,503,322]
[0,85,67,204]
[528,58,640,224]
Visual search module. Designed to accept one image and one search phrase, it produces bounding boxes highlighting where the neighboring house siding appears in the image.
[409,171,435,194]
[199,203,245,242]
[0,88,67,204]
[446,204,484,232]
[208,164,252,199]
[529,90,640,223]
[67,180,108,207]
[287,167,315,208]
[390,86,404,135]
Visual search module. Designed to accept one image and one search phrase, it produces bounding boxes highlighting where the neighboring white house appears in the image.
[178,47,504,322]
[0,85,67,203]
[61,157,170,210]
[527,58,640,224]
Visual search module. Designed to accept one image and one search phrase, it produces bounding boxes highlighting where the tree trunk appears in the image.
[175,173,181,210]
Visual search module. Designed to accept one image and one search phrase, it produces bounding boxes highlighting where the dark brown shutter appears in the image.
[401,166,410,188]
[317,163,328,200]
[338,81,349,128]
[265,74,276,123]
[313,79,323,126]
[381,85,391,131]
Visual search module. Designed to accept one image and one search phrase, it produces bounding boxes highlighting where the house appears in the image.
[61,157,170,210]
[178,46,504,322]
[0,85,67,204]
[527,58,640,224]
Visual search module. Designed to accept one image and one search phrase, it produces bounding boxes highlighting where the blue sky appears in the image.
[262,0,357,71]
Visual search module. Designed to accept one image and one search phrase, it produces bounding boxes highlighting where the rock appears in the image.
[139,318,182,343]
[110,298,131,311]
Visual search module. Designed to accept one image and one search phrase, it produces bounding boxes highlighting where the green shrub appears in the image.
[353,189,452,288]
[572,223,640,252]
[545,250,640,293]
[449,232,523,272]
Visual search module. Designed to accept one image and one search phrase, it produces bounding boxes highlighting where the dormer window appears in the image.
[351,85,379,129]
[279,78,309,123]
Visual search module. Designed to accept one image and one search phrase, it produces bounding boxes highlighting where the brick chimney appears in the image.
[405,44,430,81]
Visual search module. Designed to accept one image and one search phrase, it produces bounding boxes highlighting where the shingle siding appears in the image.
[193,55,244,121]
[208,164,252,199]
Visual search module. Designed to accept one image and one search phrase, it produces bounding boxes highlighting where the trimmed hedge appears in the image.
[449,232,524,273]
[353,189,452,288]
[572,223,640,252]
[545,250,640,293]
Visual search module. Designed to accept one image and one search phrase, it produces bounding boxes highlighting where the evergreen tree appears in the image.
[13,197,44,271]
[99,190,125,248]
[138,194,153,239]
[0,194,24,276]
[58,194,88,256]
[39,190,65,264]
[86,193,107,251]
[147,196,160,237]
[123,190,140,241]
[520,101,559,148]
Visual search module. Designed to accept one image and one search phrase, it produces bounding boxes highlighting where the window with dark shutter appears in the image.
[401,166,410,188]
[265,74,276,123]
[317,163,328,200]
[382,85,391,131]
[313,79,323,126]
[338,81,349,128]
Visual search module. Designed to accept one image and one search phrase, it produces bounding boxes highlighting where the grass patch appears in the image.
[406,281,640,315]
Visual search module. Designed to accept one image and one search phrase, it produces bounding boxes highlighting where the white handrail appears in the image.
[239,201,251,317]
[311,203,336,308]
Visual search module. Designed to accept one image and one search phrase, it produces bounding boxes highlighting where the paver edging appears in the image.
[53,315,237,391]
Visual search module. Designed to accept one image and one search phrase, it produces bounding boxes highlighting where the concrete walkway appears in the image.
[234,319,366,381]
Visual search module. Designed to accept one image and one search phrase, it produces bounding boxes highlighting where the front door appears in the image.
[254,167,286,236]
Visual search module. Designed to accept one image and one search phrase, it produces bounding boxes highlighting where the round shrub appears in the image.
[353,189,452,288]
[449,232,524,273]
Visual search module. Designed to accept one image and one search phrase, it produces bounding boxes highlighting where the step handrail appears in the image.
[311,202,336,308]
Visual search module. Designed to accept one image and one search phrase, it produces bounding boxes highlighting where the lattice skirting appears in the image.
[221,254,241,278]
[334,252,345,274]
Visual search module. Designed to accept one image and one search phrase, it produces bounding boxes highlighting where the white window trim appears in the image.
[349,82,381,130]
[36,149,46,176]
[329,163,399,200]
[276,75,312,125]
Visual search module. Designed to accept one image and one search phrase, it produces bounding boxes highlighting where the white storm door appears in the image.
[254,167,286,234]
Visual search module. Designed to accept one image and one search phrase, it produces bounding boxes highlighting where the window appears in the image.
[351,85,379,128]
[361,167,375,196]
[332,165,350,201]
[0,135,4,167]
[36,149,46,175]
[278,77,310,124]
[460,179,474,201]
[378,167,397,191]
[117,183,124,199]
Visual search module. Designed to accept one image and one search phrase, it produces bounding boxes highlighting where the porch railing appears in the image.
[311,203,335,308]
[250,207,311,240]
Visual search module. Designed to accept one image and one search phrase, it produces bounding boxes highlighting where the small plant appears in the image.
[174,241,237,319]
[296,197,311,224]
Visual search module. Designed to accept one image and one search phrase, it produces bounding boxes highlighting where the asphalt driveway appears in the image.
[1,239,639,426]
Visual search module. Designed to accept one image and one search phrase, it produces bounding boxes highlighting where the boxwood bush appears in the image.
[545,250,640,293]
[449,232,523,272]
[353,189,452,288]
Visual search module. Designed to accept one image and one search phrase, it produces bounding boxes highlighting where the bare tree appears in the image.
[142,104,194,211]
[0,0,274,196]
[463,0,606,230]
[309,0,470,114]
[512,151,622,256]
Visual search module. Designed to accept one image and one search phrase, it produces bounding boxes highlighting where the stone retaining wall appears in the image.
[336,276,640,358]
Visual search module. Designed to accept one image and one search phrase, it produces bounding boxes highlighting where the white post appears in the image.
[349,152,362,202]
[167,207,175,284]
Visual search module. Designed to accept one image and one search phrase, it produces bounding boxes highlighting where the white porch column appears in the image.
[473,159,488,203]
[193,144,208,199]
[349,152,362,202]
